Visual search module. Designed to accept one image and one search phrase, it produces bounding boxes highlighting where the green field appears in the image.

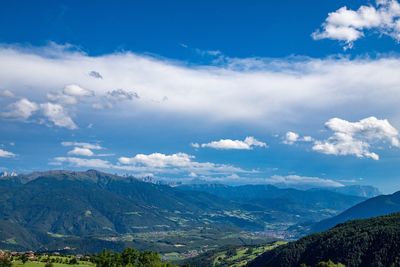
[183,241,287,267]
[12,259,94,267]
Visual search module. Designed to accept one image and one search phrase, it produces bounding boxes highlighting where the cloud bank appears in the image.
[2,44,400,133]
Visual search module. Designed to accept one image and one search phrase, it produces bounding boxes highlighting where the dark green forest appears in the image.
[248,213,400,267]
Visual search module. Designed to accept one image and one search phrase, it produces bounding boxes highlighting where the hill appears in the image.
[248,213,400,267]
[312,190,400,233]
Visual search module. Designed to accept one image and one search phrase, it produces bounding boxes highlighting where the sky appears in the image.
[1,0,400,193]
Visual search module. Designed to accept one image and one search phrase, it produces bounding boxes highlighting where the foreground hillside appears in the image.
[248,213,400,267]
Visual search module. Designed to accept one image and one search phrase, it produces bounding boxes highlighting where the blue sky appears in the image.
[1,0,400,193]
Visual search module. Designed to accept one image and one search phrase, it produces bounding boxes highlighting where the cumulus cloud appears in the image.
[192,136,267,150]
[47,92,78,105]
[118,152,244,174]
[283,131,313,145]
[283,131,299,145]
[40,103,77,130]
[0,97,77,130]
[312,117,400,160]
[313,0,400,48]
[46,84,94,107]
[52,152,245,177]
[119,152,193,167]
[0,149,15,158]
[0,98,39,120]
[67,147,94,157]
[63,84,94,97]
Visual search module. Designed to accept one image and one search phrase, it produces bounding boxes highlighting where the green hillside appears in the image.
[248,213,400,267]
[183,241,286,267]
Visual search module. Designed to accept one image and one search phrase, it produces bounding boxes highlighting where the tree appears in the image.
[121,248,139,265]
[69,257,78,265]
[0,256,12,267]
[20,254,28,264]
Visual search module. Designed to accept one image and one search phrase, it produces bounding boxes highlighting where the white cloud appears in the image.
[0,98,39,120]
[313,0,400,48]
[67,147,94,157]
[193,136,267,150]
[61,142,103,150]
[40,102,77,130]
[118,152,244,174]
[0,97,77,130]
[53,157,111,169]
[52,152,245,177]
[4,44,400,134]
[119,152,192,167]
[0,149,15,158]
[0,90,15,98]
[63,84,94,97]
[283,131,314,145]
[266,175,344,188]
[312,117,400,160]
[47,92,78,105]
[283,131,299,145]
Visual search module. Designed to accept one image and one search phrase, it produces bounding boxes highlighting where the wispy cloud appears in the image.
[265,175,344,188]
[61,141,104,150]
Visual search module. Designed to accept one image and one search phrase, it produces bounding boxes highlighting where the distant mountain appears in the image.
[311,185,381,198]
[0,171,17,178]
[311,190,400,232]
[179,184,366,218]
[248,213,400,267]
[0,170,368,252]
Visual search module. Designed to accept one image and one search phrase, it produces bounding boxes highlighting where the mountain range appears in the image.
[311,190,400,233]
[0,170,370,253]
